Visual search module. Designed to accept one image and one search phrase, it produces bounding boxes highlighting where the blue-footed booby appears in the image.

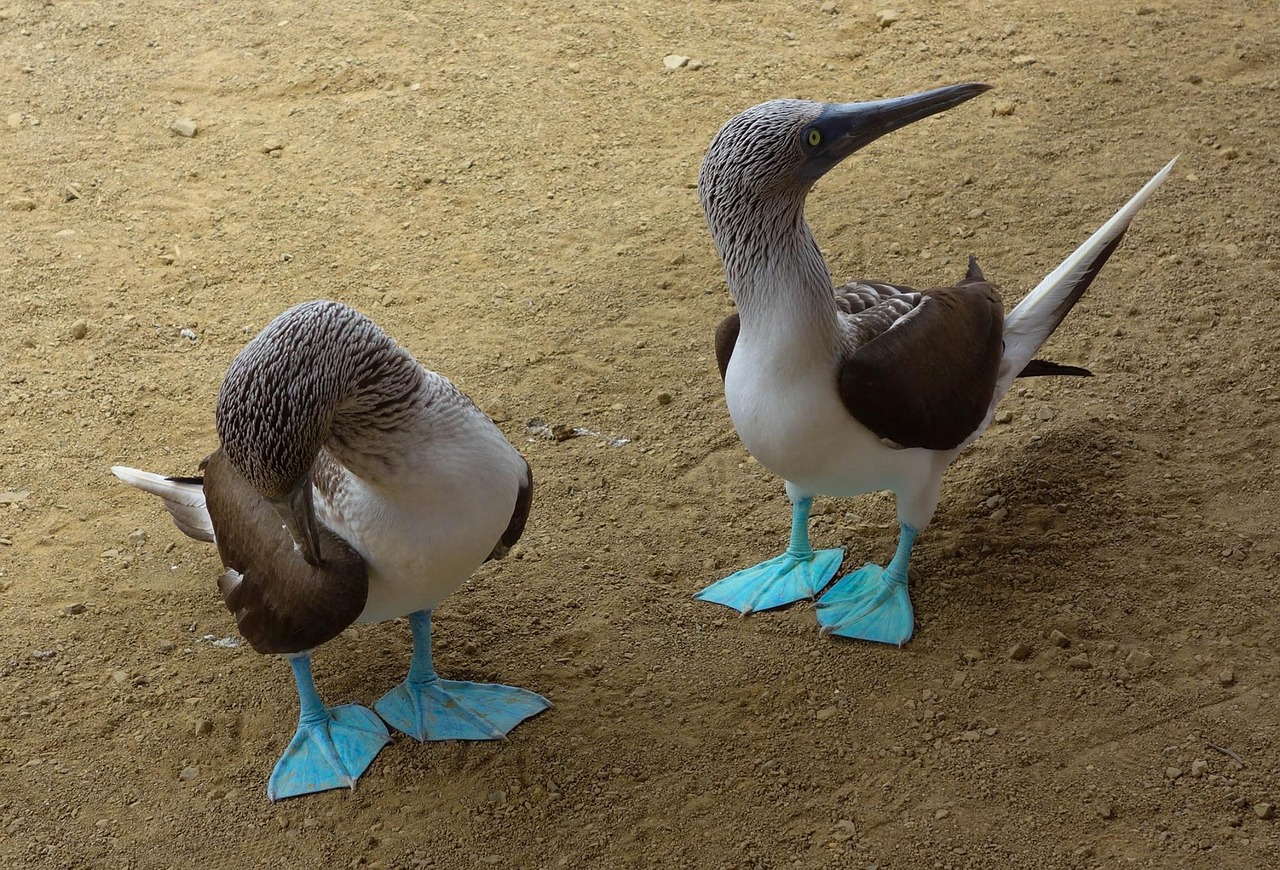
[693,83,1174,645]
[113,300,549,799]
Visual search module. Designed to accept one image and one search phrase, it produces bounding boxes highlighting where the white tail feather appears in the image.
[111,465,215,544]
[995,156,1177,402]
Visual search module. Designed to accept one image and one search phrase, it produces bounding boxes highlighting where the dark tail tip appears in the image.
[965,254,984,282]
[1017,359,1094,378]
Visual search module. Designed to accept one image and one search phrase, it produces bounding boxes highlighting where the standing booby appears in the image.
[693,83,1174,645]
[113,300,549,799]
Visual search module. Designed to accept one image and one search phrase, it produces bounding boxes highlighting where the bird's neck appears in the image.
[716,206,840,354]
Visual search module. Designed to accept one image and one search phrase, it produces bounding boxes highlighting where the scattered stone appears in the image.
[1255,802,1274,820]
[1191,759,1209,778]
[128,529,148,546]
[1095,801,1115,819]
[1221,147,1239,160]
[71,320,88,340]
[111,670,129,684]
[61,183,81,202]
[179,765,199,782]
[170,118,198,138]
[1012,55,1037,66]
[994,409,1013,424]
[1067,654,1092,670]
[820,2,838,14]
[1035,405,1055,421]
[934,808,950,820]
[656,391,673,405]
[6,112,22,130]
[1050,629,1071,648]
[261,138,283,155]
[1126,649,1154,671]
[686,59,704,71]
[875,9,901,27]
[1166,767,1183,780]
[663,55,691,70]
[962,649,983,663]
[159,252,176,265]
[1218,668,1235,687]
[1008,642,1033,661]
[992,100,1016,116]
[179,328,198,341]
[815,706,839,721]
[961,730,981,742]
[831,819,857,842]
[7,197,36,211]
[0,490,31,505]
[194,718,214,736]
[63,603,86,616]
[990,507,1008,522]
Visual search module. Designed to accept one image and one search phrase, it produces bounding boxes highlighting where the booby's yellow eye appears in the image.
[806,128,822,147]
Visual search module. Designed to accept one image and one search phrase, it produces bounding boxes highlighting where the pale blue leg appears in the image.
[374,610,551,742]
[267,653,391,802]
[695,496,844,614]
[816,524,917,646]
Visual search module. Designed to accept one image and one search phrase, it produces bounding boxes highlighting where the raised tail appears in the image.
[993,157,1177,403]
[111,466,215,544]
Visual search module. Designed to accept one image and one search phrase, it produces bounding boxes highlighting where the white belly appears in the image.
[724,340,953,527]
[315,436,521,623]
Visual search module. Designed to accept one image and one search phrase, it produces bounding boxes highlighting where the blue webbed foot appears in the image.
[376,610,551,742]
[816,563,914,646]
[696,495,843,613]
[376,678,552,742]
[269,656,391,802]
[696,548,844,614]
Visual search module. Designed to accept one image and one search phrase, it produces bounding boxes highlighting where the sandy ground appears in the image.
[2,0,1279,867]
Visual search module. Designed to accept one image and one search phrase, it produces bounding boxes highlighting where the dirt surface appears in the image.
[3,1,1279,867]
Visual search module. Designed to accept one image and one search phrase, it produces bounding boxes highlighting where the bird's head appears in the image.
[698,83,991,237]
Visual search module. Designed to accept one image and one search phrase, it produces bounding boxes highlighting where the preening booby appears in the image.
[113,300,549,799]
[693,83,1174,645]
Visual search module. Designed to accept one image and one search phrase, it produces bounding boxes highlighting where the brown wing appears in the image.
[714,312,740,380]
[202,449,367,655]
[487,456,533,562]
[838,264,1004,451]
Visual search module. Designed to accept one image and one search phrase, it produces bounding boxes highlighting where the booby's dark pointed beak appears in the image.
[806,82,991,178]
[269,475,322,566]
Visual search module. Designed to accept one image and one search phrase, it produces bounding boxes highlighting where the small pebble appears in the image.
[1008,642,1032,661]
[992,100,1016,116]
[1067,654,1091,670]
[261,138,283,154]
[1126,649,1154,671]
[180,328,198,341]
[111,670,129,683]
[815,706,838,721]
[0,490,31,505]
[1050,629,1071,648]
[179,765,199,782]
[1191,759,1209,777]
[875,9,901,27]
[1221,147,1239,160]
[820,1,838,13]
[934,808,950,820]
[6,112,22,129]
[1218,668,1235,687]
[656,391,673,405]
[1036,406,1055,422]
[71,320,88,340]
[61,183,81,202]
[8,197,36,211]
[194,718,214,736]
[994,410,1013,424]
[1166,767,1183,780]
[1011,55,1037,66]
[170,118,198,138]
[63,603,86,616]
[989,507,1008,522]
[662,55,690,70]
[1255,803,1274,820]
[1095,801,1114,819]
